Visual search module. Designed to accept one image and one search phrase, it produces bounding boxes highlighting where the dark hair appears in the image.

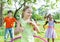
[47,14,51,18]
[8,10,13,14]
[44,14,51,20]
[22,6,30,18]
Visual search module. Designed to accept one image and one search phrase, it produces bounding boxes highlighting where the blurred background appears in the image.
[0,0,60,42]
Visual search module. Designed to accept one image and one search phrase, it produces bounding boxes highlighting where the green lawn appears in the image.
[0,20,60,42]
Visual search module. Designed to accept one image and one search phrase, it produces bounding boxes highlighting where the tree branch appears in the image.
[14,1,26,19]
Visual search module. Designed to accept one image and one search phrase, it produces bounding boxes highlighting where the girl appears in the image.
[43,14,60,42]
[18,6,39,42]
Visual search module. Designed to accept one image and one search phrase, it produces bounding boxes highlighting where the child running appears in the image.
[43,14,60,42]
[4,10,17,42]
[17,6,40,42]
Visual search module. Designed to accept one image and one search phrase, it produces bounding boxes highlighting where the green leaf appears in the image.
[14,0,17,2]
[7,0,12,5]
[56,0,60,2]
[45,0,50,3]
[0,0,6,3]
[32,0,36,3]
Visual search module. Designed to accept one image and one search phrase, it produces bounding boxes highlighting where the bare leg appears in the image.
[47,38,49,42]
[52,38,54,42]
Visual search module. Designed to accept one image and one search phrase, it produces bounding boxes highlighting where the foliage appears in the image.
[32,14,43,20]
[53,12,60,19]
[2,0,37,19]
[2,0,60,20]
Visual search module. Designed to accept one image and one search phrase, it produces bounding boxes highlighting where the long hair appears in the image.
[22,6,30,18]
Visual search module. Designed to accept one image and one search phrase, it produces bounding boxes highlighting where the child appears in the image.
[4,10,17,42]
[18,6,39,42]
[43,14,60,42]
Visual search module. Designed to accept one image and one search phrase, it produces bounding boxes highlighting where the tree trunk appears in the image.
[0,0,3,27]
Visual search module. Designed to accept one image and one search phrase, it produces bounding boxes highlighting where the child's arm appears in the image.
[54,20,60,24]
[28,21,40,33]
[43,21,48,30]
[55,22,60,23]
[29,21,38,27]
[3,18,6,23]
[33,21,40,32]
[14,20,24,35]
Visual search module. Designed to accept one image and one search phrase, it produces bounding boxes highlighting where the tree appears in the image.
[0,0,37,26]
[0,0,3,27]
[2,0,36,19]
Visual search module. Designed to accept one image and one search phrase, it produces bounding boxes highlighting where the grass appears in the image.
[0,20,60,42]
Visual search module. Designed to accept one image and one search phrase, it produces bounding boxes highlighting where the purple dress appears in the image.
[45,20,56,38]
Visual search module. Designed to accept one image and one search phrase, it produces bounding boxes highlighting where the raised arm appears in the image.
[28,21,40,33]
[28,21,38,28]
[54,20,60,23]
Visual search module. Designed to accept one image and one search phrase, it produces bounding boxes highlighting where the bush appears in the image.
[32,14,43,20]
[53,14,60,19]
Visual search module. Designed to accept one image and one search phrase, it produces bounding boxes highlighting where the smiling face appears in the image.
[23,8,32,19]
[22,6,32,19]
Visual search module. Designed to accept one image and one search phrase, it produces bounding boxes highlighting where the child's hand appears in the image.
[20,27,24,32]
[14,27,24,35]
[14,29,19,35]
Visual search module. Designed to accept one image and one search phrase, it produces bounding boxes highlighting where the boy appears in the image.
[4,10,17,42]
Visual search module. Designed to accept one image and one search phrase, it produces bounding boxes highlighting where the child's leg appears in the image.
[9,28,14,42]
[52,38,54,42]
[4,29,9,42]
[47,38,49,42]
